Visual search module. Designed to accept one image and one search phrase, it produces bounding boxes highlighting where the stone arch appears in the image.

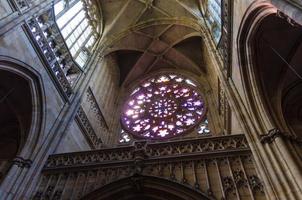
[237,1,302,198]
[81,175,213,200]
[0,56,44,183]
[238,1,302,138]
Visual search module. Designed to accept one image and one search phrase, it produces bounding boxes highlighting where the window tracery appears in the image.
[121,74,206,140]
[119,129,131,143]
[54,0,98,68]
[205,0,222,44]
[197,118,211,135]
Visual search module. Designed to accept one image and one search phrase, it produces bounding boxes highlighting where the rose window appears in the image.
[121,74,206,139]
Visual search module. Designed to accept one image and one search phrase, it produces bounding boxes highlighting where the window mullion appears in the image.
[59,8,83,31]
[73,32,93,59]
[69,24,89,50]
[64,16,86,41]
[55,0,81,19]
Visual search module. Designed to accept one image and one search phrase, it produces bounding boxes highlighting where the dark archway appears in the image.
[237,2,302,197]
[81,175,212,200]
[0,57,44,187]
[0,69,33,183]
[238,2,302,139]
[253,12,302,137]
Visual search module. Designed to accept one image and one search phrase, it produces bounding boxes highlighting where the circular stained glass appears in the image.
[121,74,206,139]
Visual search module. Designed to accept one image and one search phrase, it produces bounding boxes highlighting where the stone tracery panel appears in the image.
[121,74,206,139]
[34,135,265,200]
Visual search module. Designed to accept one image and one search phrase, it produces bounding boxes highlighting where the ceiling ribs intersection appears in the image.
[99,0,206,86]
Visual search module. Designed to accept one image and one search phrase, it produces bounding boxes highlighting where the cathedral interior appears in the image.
[0,0,301,199]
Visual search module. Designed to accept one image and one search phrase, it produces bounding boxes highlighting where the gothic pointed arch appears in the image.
[237,1,302,140]
[0,56,44,183]
[237,1,302,198]
[81,175,213,200]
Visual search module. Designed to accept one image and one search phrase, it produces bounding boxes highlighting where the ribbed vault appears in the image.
[96,0,212,86]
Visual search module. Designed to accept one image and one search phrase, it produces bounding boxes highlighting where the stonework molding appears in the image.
[76,106,102,149]
[237,1,302,199]
[233,169,247,188]
[86,87,109,130]
[9,0,30,12]
[219,0,233,76]
[33,135,264,199]
[24,8,83,99]
[81,175,213,200]
[259,128,302,145]
[249,175,264,194]
[276,10,300,27]
[44,134,249,170]
[259,128,282,144]
[12,156,33,168]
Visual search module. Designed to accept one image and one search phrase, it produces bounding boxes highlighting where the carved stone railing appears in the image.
[33,135,266,200]
[24,8,81,99]
[76,106,102,149]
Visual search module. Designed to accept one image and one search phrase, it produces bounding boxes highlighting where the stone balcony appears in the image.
[33,134,266,200]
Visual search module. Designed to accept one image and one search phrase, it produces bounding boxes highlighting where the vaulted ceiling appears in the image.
[95,0,211,86]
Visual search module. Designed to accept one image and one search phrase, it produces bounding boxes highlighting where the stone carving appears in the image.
[249,175,264,194]
[15,0,28,9]
[44,135,248,169]
[86,88,109,130]
[259,128,282,144]
[218,0,232,74]
[25,9,82,98]
[76,106,102,149]
[233,169,246,187]
[259,128,302,145]
[222,176,235,195]
[34,134,264,200]
[12,156,32,168]
[276,10,299,27]
[81,0,101,34]
[219,84,225,117]
[133,141,147,174]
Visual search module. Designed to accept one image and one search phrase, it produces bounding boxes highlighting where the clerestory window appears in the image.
[205,0,222,44]
[54,0,98,68]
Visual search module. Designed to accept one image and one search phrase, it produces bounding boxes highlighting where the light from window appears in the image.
[121,74,206,140]
[205,0,222,43]
[197,118,211,135]
[119,129,131,143]
[54,0,97,68]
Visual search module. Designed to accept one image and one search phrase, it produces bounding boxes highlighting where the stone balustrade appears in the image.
[34,134,266,200]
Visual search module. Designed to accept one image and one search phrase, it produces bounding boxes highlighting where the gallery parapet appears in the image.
[44,134,250,170]
[25,8,82,99]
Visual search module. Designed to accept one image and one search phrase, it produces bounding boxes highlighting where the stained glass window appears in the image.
[54,0,98,68]
[197,118,211,135]
[121,74,206,139]
[205,0,222,44]
[119,129,131,143]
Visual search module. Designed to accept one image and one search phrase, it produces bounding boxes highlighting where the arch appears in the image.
[237,1,302,137]
[0,56,44,182]
[81,175,213,200]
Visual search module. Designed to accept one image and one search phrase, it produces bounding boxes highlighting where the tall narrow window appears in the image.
[205,0,222,44]
[54,0,98,68]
